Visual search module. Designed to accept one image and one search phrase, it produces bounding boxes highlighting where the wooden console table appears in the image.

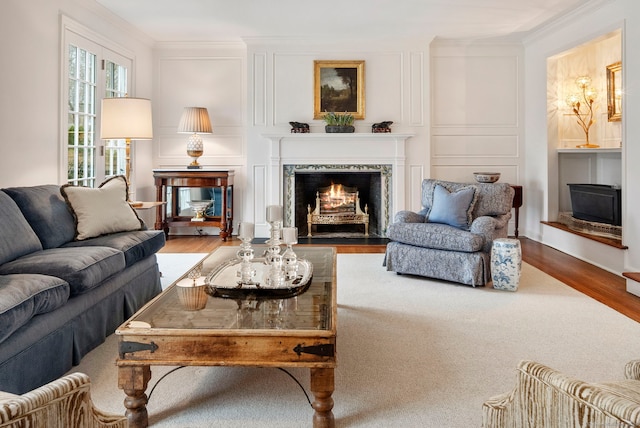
[153,169,234,241]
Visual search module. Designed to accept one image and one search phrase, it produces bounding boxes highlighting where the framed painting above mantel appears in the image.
[314,60,365,120]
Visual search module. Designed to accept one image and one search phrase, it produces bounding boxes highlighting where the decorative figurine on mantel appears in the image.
[566,76,599,148]
[372,121,393,133]
[289,121,310,133]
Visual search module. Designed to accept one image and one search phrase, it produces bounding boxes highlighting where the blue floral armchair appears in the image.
[384,179,514,286]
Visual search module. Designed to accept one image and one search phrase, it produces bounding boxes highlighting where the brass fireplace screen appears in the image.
[307,184,369,237]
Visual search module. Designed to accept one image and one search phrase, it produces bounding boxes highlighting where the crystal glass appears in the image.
[282,227,298,280]
[236,222,257,285]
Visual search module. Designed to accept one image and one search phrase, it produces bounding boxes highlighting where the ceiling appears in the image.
[96,0,596,43]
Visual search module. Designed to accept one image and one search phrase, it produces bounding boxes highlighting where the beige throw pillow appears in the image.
[61,176,143,240]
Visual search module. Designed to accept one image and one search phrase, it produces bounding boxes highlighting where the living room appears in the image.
[2,1,640,425]
[2,0,639,284]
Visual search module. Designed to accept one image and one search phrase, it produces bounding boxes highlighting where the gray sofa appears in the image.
[384,179,514,286]
[0,183,165,394]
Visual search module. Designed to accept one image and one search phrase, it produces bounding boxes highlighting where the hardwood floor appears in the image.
[160,235,640,323]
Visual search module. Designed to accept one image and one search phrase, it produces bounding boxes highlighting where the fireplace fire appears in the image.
[307,184,369,237]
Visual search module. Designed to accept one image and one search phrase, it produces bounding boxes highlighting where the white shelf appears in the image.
[262,132,415,141]
[557,148,621,154]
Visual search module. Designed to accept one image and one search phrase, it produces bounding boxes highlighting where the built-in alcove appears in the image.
[546,29,623,247]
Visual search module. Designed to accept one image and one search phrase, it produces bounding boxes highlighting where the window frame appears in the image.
[59,16,136,188]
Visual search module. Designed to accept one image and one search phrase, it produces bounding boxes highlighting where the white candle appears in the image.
[177,278,194,287]
[282,227,298,244]
[266,205,283,222]
[239,222,255,240]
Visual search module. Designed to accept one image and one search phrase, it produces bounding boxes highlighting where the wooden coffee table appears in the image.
[116,246,337,428]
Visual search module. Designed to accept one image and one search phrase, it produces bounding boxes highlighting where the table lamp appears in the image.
[100,97,153,189]
[177,107,212,169]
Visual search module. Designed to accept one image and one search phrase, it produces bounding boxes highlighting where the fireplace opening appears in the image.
[307,184,369,237]
[568,183,621,226]
[294,172,382,237]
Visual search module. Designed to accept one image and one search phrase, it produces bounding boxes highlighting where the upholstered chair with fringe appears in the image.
[0,372,127,428]
[482,359,640,427]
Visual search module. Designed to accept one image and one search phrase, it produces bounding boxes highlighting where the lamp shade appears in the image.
[100,97,153,140]
[177,107,212,134]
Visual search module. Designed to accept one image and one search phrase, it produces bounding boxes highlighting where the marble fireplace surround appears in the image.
[262,133,413,237]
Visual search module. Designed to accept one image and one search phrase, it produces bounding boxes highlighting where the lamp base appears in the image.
[187,165,203,169]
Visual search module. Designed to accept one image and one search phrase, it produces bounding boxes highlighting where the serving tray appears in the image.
[205,257,313,300]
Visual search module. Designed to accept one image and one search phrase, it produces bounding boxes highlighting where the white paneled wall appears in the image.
[245,41,431,233]
[152,42,247,234]
[430,41,524,188]
[153,44,246,168]
[150,39,525,236]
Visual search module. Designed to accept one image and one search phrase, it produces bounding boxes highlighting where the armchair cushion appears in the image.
[394,210,426,224]
[426,184,477,229]
[421,179,513,218]
[387,222,484,252]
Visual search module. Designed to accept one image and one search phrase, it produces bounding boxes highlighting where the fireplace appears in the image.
[261,132,413,239]
[568,184,621,226]
[284,165,390,237]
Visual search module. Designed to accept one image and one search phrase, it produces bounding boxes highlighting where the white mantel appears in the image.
[261,133,414,233]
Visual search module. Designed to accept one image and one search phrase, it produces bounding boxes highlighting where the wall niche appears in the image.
[546,28,622,244]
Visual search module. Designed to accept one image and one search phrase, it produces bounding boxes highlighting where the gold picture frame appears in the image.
[606,61,622,122]
[314,60,365,120]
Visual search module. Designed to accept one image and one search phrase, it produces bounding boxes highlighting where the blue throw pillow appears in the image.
[427,184,477,229]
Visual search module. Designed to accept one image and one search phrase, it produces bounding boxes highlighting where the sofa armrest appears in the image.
[470,213,511,252]
[394,210,426,224]
[483,360,640,428]
[0,372,127,427]
[626,359,640,380]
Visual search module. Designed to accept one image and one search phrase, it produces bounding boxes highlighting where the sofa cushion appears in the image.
[60,176,144,241]
[63,230,165,267]
[0,274,70,344]
[0,192,43,265]
[3,185,76,249]
[0,247,125,296]
[427,184,477,229]
[387,222,485,252]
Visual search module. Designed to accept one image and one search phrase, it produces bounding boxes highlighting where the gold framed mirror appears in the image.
[606,61,622,122]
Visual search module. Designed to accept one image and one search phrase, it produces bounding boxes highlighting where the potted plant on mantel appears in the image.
[323,111,355,133]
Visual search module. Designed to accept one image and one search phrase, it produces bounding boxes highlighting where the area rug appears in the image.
[70,253,640,427]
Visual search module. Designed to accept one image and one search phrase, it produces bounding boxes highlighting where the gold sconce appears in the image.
[566,76,599,148]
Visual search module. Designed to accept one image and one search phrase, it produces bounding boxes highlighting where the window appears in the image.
[63,23,132,187]
[103,60,129,179]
